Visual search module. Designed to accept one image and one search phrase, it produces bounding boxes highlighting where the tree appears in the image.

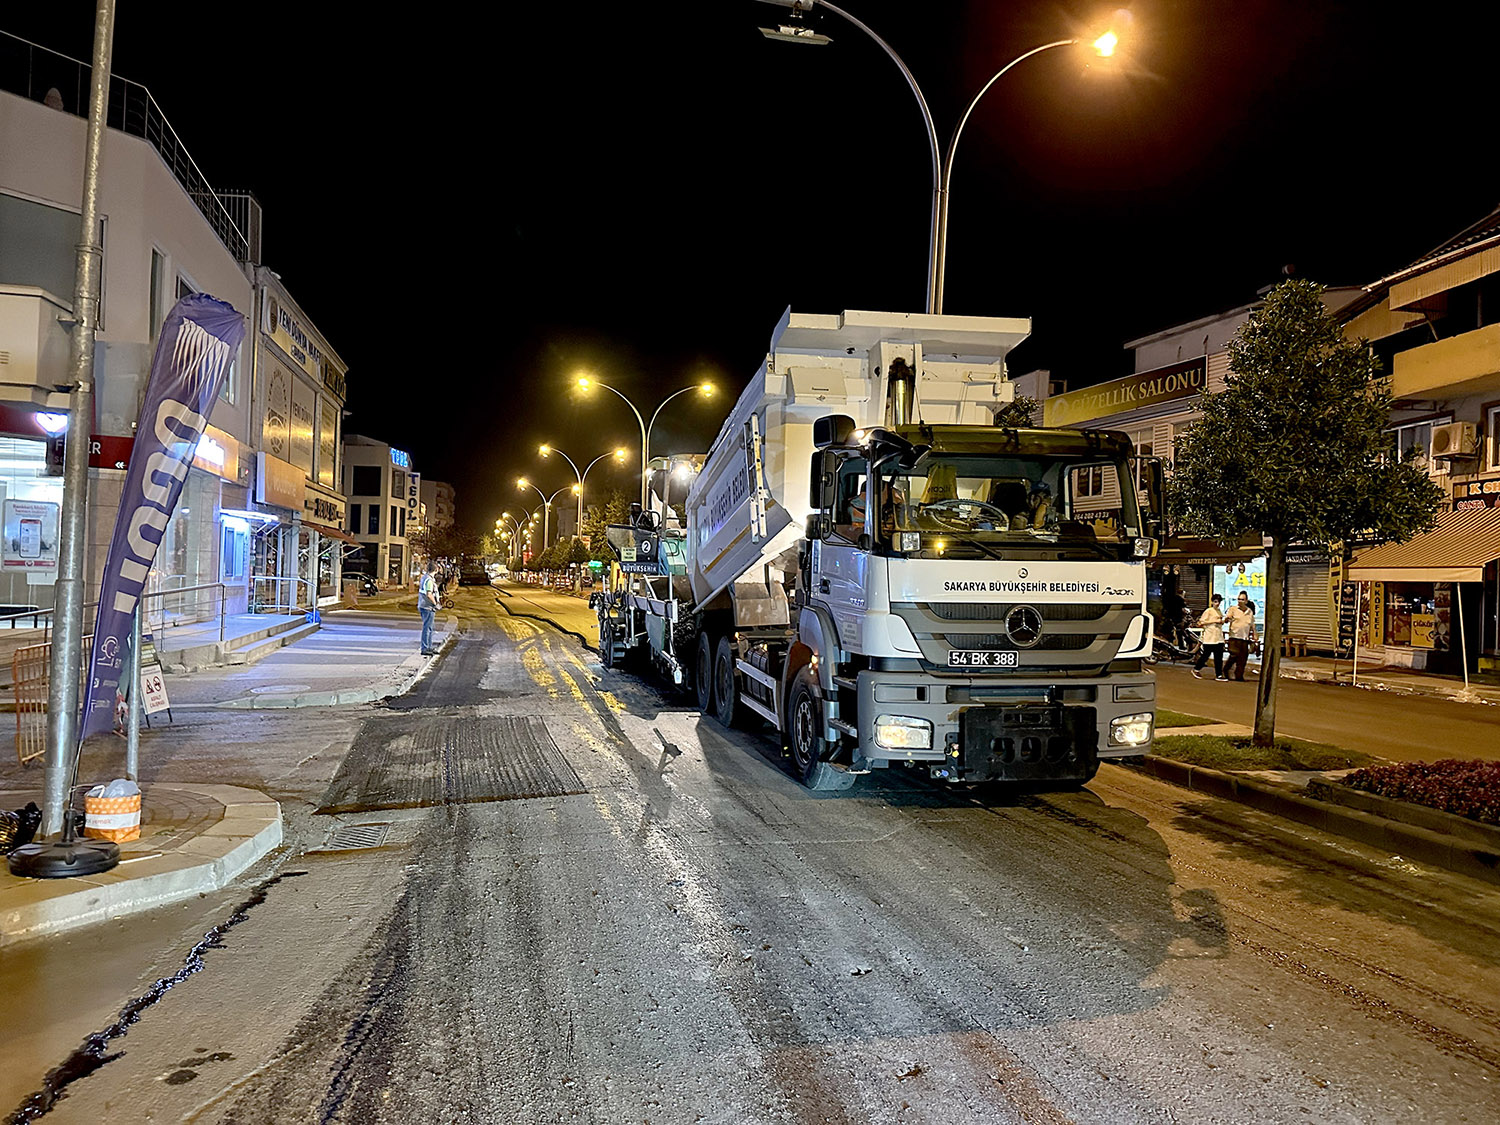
[1167,279,1444,747]
[581,489,632,556]
[993,392,1039,427]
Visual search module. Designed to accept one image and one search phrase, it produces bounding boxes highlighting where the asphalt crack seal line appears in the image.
[5,871,309,1124]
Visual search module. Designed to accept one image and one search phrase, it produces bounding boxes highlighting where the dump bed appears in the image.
[683,308,1030,607]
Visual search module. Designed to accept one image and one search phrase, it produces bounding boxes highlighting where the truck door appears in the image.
[814,455,868,647]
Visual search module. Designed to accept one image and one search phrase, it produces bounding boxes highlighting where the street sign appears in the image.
[140,664,171,714]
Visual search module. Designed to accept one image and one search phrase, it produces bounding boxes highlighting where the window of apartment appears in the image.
[398,507,406,537]
[149,248,167,339]
[177,274,196,300]
[1487,404,1500,472]
[349,503,362,534]
[391,469,405,498]
[1389,415,1452,469]
[368,506,379,535]
[351,465,381,496]
[390,505,399,538]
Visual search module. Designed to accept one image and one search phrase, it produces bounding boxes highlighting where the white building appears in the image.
[0,30,352,623]
[343,435,416,586]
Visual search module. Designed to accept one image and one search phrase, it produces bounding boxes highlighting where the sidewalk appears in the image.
[0,783,281,945]
[1275,652,1500,706]
[0,606,455,944]
[164,607,454,709]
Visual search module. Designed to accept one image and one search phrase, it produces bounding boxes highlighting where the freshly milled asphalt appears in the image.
[9,589,1499,1124]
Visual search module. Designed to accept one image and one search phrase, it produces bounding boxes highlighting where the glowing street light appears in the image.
[576,376,713,507]
[539,444,629,543]
[757,1,1124,313]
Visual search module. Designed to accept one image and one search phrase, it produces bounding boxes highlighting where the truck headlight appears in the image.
[874,715,932,750]
[1109,712,1153,747]
[899,531,921,553]
[1133,537,1157,558]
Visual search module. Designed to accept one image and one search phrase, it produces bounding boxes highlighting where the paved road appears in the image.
[7,588,1499,1124]
[1153,660,1500,762]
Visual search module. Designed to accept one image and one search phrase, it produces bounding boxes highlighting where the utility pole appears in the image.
[42,0,117,838]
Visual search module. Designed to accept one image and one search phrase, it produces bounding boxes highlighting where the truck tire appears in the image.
[713,635,755,729]
[786,670,857,791]
[598,614,615,669]
[695,632,713,714]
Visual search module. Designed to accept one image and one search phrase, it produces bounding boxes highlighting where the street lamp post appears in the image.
[517,478,552,549]
[576,378,712,508]
[540,445,628,545]
[757,0,1118,314]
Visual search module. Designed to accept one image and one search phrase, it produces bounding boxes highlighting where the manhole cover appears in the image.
[250,684,313,695]
[313,823,391,851]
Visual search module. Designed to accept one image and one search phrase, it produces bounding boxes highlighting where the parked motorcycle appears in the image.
[1145,616,1203,665]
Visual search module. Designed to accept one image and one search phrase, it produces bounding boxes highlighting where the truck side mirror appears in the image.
[813,414,857,449]
[809,449,838,510]
[1141,457,1168,536]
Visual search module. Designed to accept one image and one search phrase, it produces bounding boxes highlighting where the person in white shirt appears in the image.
[418,561,441,656]
[1222,592,1258,681]
[1191,593,1227,680]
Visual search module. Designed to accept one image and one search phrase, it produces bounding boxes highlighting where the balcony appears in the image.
[1391,322,1500,400]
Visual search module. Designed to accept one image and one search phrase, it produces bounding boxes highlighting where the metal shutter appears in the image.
[1286,563,1334,650]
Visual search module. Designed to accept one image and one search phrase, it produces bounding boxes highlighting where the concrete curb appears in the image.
[169,627,457,711]
[1121,755,1500,887]
[0,783,283,946]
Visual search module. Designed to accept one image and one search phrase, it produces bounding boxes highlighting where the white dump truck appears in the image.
[597,308,1164,790]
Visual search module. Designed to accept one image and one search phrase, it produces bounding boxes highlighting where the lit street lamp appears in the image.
[518,478,576,551]
[576,377,713,507]
[539,445,628,544]
[758,0,1121,313]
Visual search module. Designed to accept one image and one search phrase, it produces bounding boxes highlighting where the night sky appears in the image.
[12,2,1499,532]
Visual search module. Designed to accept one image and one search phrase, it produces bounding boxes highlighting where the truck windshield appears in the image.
[877,453,1142,549]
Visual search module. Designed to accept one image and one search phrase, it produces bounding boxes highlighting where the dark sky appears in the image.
[13,2,1499,532]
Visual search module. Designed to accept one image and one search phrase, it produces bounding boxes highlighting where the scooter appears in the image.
[1145,617,1203,665]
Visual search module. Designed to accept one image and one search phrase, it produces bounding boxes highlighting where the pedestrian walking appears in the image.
[1191,593,1227,680]
[1223,592,1257,681]
[418,560,441,656]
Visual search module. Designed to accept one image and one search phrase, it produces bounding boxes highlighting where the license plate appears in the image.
[948,650,1018,668]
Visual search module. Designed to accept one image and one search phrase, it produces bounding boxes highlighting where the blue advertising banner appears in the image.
[80,295,246,740]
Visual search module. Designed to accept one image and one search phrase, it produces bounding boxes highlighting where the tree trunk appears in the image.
[1253,537,1286,747]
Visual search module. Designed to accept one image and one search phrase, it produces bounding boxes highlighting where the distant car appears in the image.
[458,566,490,586]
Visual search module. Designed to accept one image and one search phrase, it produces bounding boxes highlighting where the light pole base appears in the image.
[8,837,120,879]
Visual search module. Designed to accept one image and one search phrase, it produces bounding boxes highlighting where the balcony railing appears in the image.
[0,28,251,262]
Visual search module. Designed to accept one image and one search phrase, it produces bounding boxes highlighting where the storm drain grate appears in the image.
[316,823,392,851]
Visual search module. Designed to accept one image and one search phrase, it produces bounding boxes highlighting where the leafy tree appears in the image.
[993,392,1039,427]
[581,489,632,553]
[1168,280,1444,746]
[568,538,591,565]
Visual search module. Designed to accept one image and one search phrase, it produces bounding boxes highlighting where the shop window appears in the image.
[1384,583,1437,648]
[221,521,248,581]
[388,544,404,584]
[349,503,361,533]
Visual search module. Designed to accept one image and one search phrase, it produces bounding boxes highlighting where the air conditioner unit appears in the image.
[1430,421,1478,460]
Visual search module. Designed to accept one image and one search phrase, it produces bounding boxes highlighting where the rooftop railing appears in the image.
[0,28,251,262]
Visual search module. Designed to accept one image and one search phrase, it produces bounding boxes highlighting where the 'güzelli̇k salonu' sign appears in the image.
[1042,357,1207,428]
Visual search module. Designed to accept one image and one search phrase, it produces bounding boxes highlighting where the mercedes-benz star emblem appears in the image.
[1004,605,1044,648]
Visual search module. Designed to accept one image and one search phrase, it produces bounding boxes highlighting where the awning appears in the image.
[303,520,360,547]
[1152,534,1265,566]
[1348,509,1500,582]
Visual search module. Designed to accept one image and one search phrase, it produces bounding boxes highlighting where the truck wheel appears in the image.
[786,671,856,791]
[598,615,615,669]
[713,635,753,729]
[695,632,713,714]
